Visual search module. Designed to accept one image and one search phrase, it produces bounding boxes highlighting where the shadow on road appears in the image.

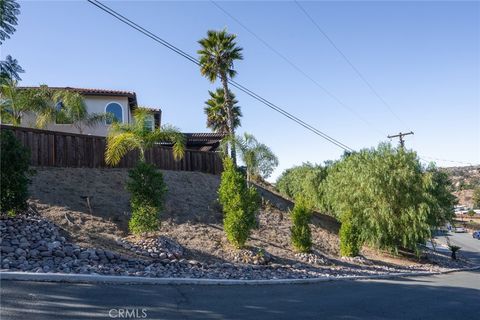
[1,271,479,320]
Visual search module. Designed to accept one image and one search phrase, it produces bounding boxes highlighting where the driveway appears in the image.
[1,270,479,320]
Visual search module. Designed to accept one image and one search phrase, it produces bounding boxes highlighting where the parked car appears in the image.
[454,227,467,233]
[473,231,480,240]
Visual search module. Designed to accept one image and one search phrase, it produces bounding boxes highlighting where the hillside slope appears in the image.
[441,165,480,208]
[28,167,339,265]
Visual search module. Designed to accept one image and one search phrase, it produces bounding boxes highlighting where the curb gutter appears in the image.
[1,266,479,286]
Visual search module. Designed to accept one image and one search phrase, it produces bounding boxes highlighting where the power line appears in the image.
[87,0,354,152]
[294,0,407,127]
[419,155,476,166]
[211,0,386,138]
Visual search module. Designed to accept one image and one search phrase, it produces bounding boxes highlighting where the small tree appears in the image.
[339,210,361,257]
[0,130,31,215]
[105,108,185,234]
[447,238,461,260]
[126,162,167,234]
[290,197,312,253]
[218,157,259,248]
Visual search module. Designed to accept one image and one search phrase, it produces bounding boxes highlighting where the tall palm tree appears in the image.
[223,133,279,183]
[204,88,242,134]
[0,55,24,83]
[105,107,186,166]
[198,29,243,164]
[0,0,20,44]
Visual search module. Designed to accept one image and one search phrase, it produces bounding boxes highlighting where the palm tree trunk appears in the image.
[220,75,237,166]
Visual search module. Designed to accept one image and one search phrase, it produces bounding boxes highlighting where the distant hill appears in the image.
[441,165,480,208]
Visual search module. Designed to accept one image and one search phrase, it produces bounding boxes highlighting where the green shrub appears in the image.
[290,197,312,253]
[0,130,31,215]
[218,157,260,248]
[276,163,329,211]
[339,210,361,257]
[126,162,166,234]
[127,162,167,209]
[324,143,432,253]
[128,205,159,234]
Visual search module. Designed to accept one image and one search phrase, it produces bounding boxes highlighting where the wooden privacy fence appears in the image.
[1,125,223,175]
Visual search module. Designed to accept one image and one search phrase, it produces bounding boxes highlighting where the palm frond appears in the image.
[105,132,140,166]
[149,124,186,160]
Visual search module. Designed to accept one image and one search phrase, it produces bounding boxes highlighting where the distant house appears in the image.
[16,86,224,151]
[19,87,161,137]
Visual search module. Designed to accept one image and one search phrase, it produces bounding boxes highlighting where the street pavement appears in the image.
[1,232,479,320]
[1,269,479,320]
[435,231,480,265]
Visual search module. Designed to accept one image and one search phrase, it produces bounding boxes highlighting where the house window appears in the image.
[144,115,154,131]
[105,102,123,124]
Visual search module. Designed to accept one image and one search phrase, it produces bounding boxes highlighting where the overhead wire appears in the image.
[211,0,387,138]
[87,0,354,152]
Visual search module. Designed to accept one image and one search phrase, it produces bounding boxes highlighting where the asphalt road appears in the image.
[1,270,479,320]
[1,232,479,320]
[434,230,480,264]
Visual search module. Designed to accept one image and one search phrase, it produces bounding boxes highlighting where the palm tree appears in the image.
[16,86,111,134]
[198,29,243,164]
[223,133,279,183]
[204,88,242,134]
[0,0,20,44]
[0,55,24,82]
[105,107,186,166]
[0,79,45,126]
[51,90,112,134]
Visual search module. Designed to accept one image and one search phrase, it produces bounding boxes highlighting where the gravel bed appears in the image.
[0,215,470,280]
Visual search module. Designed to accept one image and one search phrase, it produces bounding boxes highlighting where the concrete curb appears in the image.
[1,266,479,286]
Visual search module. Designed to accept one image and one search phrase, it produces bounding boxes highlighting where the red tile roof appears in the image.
[19,86,138,109]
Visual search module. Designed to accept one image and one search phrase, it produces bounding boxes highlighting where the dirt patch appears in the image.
[28,167,446,270]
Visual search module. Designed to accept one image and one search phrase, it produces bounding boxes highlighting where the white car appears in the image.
[454,227,467,233]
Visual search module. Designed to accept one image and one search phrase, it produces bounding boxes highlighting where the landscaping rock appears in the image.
[0,214,472,281]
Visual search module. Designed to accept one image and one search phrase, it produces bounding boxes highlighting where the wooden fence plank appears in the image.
[0,125,223,174]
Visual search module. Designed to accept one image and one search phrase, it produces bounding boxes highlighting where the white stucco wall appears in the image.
[20,95,132,136]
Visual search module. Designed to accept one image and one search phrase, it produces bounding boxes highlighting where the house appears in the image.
[16,86,224,151]
[19,87,161,137]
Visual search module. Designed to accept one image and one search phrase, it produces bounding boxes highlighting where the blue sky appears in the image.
[2,0,479,180]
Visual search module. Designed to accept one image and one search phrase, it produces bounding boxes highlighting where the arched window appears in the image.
[105,102,123,124]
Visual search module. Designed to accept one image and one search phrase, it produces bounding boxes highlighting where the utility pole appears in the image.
[388,131,414,148]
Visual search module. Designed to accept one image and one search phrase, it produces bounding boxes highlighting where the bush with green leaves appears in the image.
[290,197,313,253]
[423,164,457,229]
[218,157,259,248]
[339,210,360,257]
[276,163,329,211]
[324,143,431,253]
[0,130,31,215]
[128,205,159,234]
[126,162,167,234]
